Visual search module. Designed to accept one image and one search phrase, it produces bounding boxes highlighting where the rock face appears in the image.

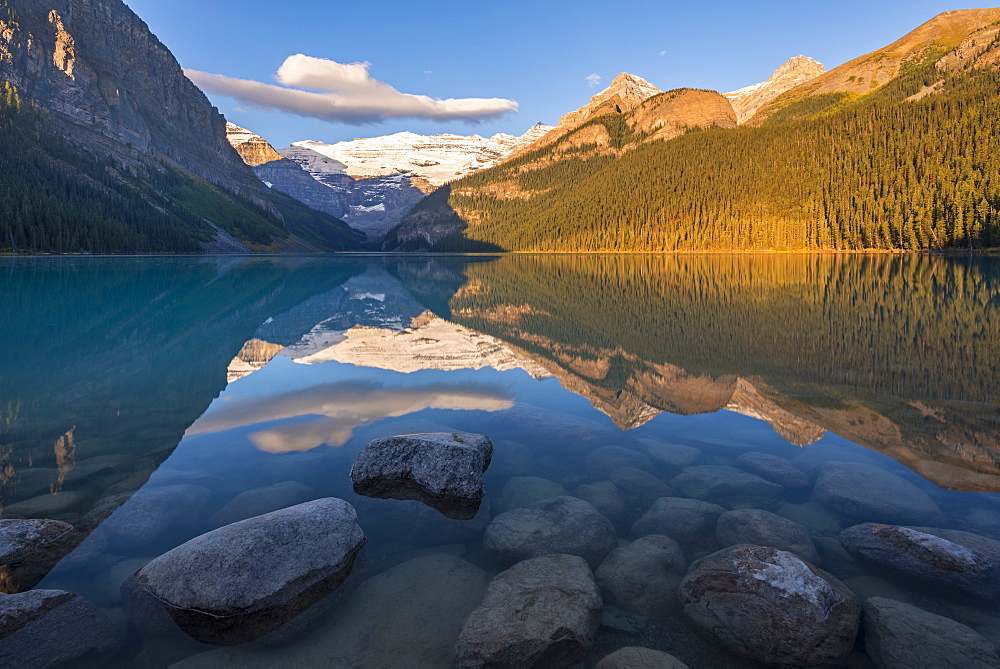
[179,554,490,668]
[226,122,284,166]
[678,546,860,666]
[725,56,826,123]
[484,496,617,568]
[0,0,267,202]
[632,497,726,543]
[862,597,1000,669]
[0,518,72,564]
[129,498,366,645]
[671,465,784,508]
[351,433,493,519]
[628,88,737,143]
[814,462,945,525]
[0,589,117,667]
[839,523,1000,602]
[715,509,819,563]
[595,535,687,617]
[595,647,689,669]
[455,554,602,668]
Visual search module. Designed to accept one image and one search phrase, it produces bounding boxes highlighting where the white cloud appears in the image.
[585,73,602,88]
[659,50,667,56]
[185,54,518,125]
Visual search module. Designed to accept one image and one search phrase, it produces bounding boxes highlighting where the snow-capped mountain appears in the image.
[725,56,826,124]
[283,123,554,188]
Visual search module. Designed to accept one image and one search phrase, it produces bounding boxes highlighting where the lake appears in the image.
[1,254,999,667]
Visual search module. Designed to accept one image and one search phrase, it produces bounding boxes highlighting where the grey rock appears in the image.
[103,484,212,551]
[678,545,860,666]
[596,647,689,669]
[130,498,365,645]
[839,523,1000,602]
[671,465,784,508]
[595,535,686,618]
[587,446,655,477]
[574,481,627,524]
[455,554,602,668]
[178,554,489,668]
[601,606,648,634]
[0,589,117,668]
[864,597,1000,669]
[484,496,617,568]
[351,432,493,520]
[638,438,701,470]
[495,476,568,513]
[631,497,726,543]
[735,452,809,489]
[0,519,72,564]
[716,509,819,563]
[610,467,670,503]
[814,463,945,526]
[208,481,316,528]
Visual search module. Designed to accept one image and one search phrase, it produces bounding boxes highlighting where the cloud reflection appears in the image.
[187,380,513,453]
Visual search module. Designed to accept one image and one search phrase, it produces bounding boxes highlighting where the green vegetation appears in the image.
[413,58,1000,252]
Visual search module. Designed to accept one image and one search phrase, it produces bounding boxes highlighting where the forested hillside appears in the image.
[386,25,1000,252]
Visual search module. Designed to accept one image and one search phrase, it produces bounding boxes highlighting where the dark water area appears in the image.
[1,254,999,667]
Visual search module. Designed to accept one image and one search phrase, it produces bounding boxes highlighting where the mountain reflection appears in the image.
[187,380,514,453]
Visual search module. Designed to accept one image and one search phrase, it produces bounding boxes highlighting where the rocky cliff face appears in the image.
[725,56,826,124]
[226,122,283,167]
[0,0,268,204]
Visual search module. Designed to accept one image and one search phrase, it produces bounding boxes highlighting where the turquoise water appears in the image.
[1,254,999,667]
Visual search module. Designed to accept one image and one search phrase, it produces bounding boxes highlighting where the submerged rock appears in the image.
[455,554,602,668]
[839,523,1000,602]
[351,432,493,519]
[671,465,784,508]
[484,496,617,568]
[610,467,670,503]
[129,498,365,645]
[678,545,860,666]
[735,452,809,489]
[863,597,1000,668]
[0,589,117,667]
[637,438,701,470]
[631,497,725,543]
[586,446,655,477]
[573,481,626,524]
[179,554,489,668]
[596,647,689,669]
[208,481,316,528]
[814,462,945,526]
[595,534,687,618]
[495,476,568,513]
[715,509,819,563]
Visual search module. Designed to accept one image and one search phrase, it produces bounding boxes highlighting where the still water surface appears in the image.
[1,254,999,667]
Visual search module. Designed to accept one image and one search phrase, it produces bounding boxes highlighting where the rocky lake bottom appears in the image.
[2,254,999,668]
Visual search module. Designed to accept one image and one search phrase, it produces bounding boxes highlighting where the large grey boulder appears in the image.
[103,484,212,551]
[671,465,784,508]
[573,481,626,524]
[678,546,860,666]
[351,432,493,519]
[595,647,689,669]
[716,509,819,563]
[495,476,568,513]
[839,523,1000,602]
[0,519,72,564]
[129,498,366,645]
[177,554,489,668]
[814,463,945,526]
[631,497,725,543]
[735,452,809,489]
[455,554,602,668]
[484,496,617,568]
[595,535,686,618]
[863,597,1000,668]
[0,589,117,668]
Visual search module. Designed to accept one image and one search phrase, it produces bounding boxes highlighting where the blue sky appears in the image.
[123,1,991,148]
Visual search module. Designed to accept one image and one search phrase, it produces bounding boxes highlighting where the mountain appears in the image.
[383,9,1000,253]
[0,0,362,254]
[725,55,826,123]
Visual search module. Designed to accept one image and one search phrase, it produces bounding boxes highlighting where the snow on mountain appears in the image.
[725,56,826,124]
[283,123,555,188]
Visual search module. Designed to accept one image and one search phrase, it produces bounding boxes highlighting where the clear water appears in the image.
[1,254,999,667]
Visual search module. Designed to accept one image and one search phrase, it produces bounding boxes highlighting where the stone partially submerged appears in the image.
[351,433,493,519]
[128,498,366,645]
[0,589,117,667]
[678,545,860,666]
[455,554,602,668]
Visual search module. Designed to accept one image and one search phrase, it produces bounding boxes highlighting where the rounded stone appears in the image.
[631,497,725,543]
[595,647,689,669]
[610,467,670,503]
[715,509,819,563]
[0,518,72,564]
[586,446,655,477]
[573,481,626,524]
[671,465,784,508]
[595,535,686,618]
[678,545,860,666]
[814,462,945,526]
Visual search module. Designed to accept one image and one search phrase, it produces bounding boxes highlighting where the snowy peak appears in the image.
[283,124,555,188]
[225,122,284,167]
[593,72,662,108]
[725,56,826,124]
